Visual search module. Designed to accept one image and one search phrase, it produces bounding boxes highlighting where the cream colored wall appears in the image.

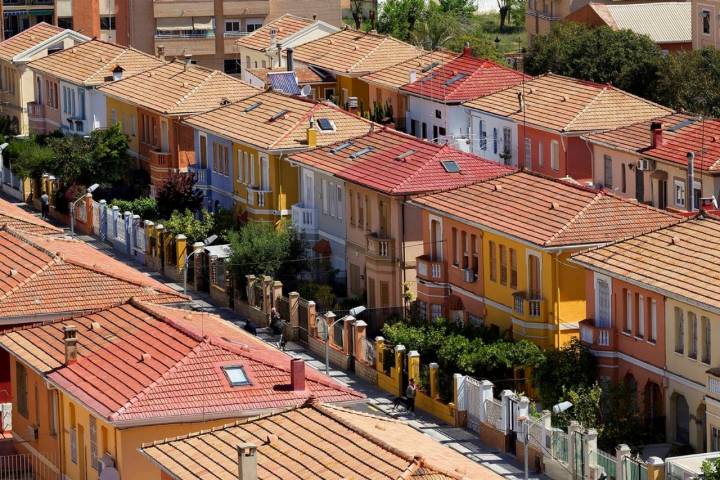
[239,47,275,71]
[693,0,720,49]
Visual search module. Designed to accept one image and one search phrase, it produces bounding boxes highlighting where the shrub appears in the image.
[110,197,158,220]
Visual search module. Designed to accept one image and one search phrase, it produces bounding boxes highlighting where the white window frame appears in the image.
[594,272,612,328]
[625,290,633,333]
[336,184,343,220]
[260,153,269,190]
[550,140,560,171]
[322,179,329,215]
[650,298,657,342]
[674,179,686,208]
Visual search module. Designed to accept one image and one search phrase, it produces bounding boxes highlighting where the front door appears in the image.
[303,170,314,207]
[635,169,644,202]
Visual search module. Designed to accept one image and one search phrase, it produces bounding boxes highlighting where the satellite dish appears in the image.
[300,85,312,97]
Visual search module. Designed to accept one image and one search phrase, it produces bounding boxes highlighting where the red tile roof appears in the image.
[0,301,363,425]
[290,128,513,195]
[236,14,315,52]
[0,22,64,62]
[584,114,720,172]
[0,228,186,320]
[400,54,530,103]
[0,200,62,235]
[411,171,682,247]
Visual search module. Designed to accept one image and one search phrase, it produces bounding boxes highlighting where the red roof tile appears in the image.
[0,200,62,235]
[0,301,363,425]
[290,127,513,195]
[400,54,530,103]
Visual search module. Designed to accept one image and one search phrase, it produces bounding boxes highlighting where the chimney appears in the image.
[650,121,663,148]
[183,52,192,71]
[290,358,306,391]
[313,14,317,20]
[237,443,258,480]
[463,41,472,57]
[409,69,417,84]
[286,47,294,72]
[517,90,525,112]
[276,42,282,69]
[63,325,78,365]
[306,118,318,148]
[112,65,124,82]
[687,151,695,212]
[156,45,165,61]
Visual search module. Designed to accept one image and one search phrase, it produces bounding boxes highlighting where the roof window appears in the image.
[349,146,373,159]
[270,109,289,122]
[441,160,461,173]
[223,366,250,387]
[395,149,416,161]
[330,141,353,154]
[668,117,700,132]
[444,73,467,86]
[421,61,440,72]
[243,101,262,113]
[317,118,335,131]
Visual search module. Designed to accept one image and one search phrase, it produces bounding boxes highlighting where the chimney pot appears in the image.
[313,14,317,20]
[237,443,258,480]
[156,45,165,61]
[63,325,78,365]
[517,91,525,112]
[650,121,663,148]
[463,41,472,57]
[290,358,306,391]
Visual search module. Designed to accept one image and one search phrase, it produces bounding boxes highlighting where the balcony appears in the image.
[291,203,318,235]
[27,102,46,132]
[578,318,615,350]
[246,185,270,208]
[708,370,720,398]
[416,255,446,283]
[190,167,208,186]
[153,33,216,57]
[366,233,394,261]
[512,292,546,321]
[149,150,171,169]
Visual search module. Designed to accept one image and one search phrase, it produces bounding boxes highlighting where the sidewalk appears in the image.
[7,197,545,480]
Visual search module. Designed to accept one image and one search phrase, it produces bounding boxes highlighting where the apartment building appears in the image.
[525,0,573,45]
[693,0,720,49]
[572,215,720,452]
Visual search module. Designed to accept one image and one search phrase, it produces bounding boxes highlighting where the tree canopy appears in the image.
[533,338,597,409]
[155,172,204,219]
[228,220,295,280]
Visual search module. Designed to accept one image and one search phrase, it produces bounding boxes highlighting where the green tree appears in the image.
[161,209,215,246]
[533,338,597,409]
[155,172,204,219]
[653,48,720,117]
[554,384,602,430]
[377,0,426,41]
[702,458,720,480]
[411,5,463,50]
[439,0,476,16]
[85,124,132,185]
[228,220,294,280]
[110,197,159,221]
[7,137,55,179]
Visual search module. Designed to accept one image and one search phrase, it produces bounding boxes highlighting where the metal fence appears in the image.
[623,456,648,480]
[598,449,617,480]
[551,429,569,464]
[0,453,61,479]
[333,320,344,349]
[465,377,483,433]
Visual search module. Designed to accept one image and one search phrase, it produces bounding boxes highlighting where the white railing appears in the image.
[431,263,442,279]
[709,376,720,395]
[291,203,318,233]
[92,201,101,236]
[513,295,524,314]
[154,31,216,39]
[598,329,611,346]
[134,223,146,253]
[195,168,207,185]
[485,398,503,431]
[528,299,541,317]
[465,377,483,433]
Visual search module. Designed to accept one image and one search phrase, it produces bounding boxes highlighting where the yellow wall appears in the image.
[106,96,139,154]
[336,75,370,113]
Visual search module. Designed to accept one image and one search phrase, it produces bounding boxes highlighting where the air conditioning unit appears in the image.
[463,268,476,283]
[636,159,655,171]
[27,424,38,440]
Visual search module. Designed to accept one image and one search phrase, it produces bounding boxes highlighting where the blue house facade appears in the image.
[191,129,235,212]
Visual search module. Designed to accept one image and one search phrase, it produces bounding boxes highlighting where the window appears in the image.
[528,254,541,298]
[596,277,611,327]
[649,298,657,342]
[451,227,458,266]
[100,15,116,30]
[422,122,427,139]
[336,185,343,220]
[357,192,364,228]
[16,362,27,418]
[703,10,711,35]
[441,160,461,173]
[246,20,263,32]
[70,426,77,464]
[637,294,645,338]
[322,179,329,214]
[431,304,443,321]
[489,241,497,282]
[479,120,487,150]
[349,188,355,226]
[471,234,479,273]
[603,155,613,188]
[111,109,117,125]
[48,390,58,436]
[550,140,559,170]
[89,416,98,470]
[524,137,531,167]
[712,427,720,452]
[492,128,498,154]
[510,248,517,289]
[260,155,269,190]
[503,127,512,156]
[224,59,241,74]
[499,245,508,286]
[380,281,389,307]
[199,135,207,169]
[622,164,627,193]
[675,307,684,354]
[624,290,633,333]
[317,118,335,132]
[324,88,335,100]
[702,316,711,364]
[225,19,241,32]
[435,109,442,119]
[688,311,697,359]
[461,231,468,268]
[77,88,85,120]
[223,366,250,386]
[417,300,428,321]
[674,179,686,207]
[58,17,73,29]
[538,141,543,168]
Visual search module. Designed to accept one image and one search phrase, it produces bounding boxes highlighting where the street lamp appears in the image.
[70,183,99,237]
[183,234,217,295]
[552,401,573,415]
[317,306,366,375]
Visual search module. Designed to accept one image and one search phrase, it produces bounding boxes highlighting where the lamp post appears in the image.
[182,234,217,295]
[70,183,99,237]
[318,306,365,375]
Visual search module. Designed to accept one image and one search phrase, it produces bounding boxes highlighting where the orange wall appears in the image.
[71,0,100,38]
[520,124,592,180]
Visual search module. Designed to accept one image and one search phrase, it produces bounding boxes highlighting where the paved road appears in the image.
[8,197,546,480]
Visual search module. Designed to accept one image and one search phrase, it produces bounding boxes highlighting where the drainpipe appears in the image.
[554,251,561,348]
[401,196,407,319]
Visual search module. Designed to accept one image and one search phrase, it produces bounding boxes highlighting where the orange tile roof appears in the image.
[0,22,64,62]
[98,61,262,115]
[140,404,491,479]
[411,171,682,248]
[0,200,62,235]
[292,28,422,74]
[571,214,720,310]
[0,228,187,320]
[183,91,373,151]
[361,50,457,91]
[236,14,315,52]
[465,73,672,133]
[0,301,363,425]
[27,39,165,86]
[248,65,325,84]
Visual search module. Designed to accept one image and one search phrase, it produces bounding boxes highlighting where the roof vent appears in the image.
[140,353,151,362]
[270,109,289,122]
[330,141,353,154]
[550,201,560,210]
[529,87,536,94]
[220,97,231,106]
[244,101,262,113]
[670,236,681,246]
[90,321,102,331]
[265,434,278,445]
[349,146,373,159]
[8,268,17,277]
[353,44,359,51]
[561,94,570,102]
[493,184,503,191]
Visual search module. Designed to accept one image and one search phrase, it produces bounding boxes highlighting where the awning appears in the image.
[193,16,214,30]
[156,17,193,31]
[4,10,54,17]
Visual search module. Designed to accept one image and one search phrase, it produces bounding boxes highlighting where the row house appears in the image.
[289,127,512,310]
[98,59,260,191]
[0,299,362,480]
[361,49,456,131]
[183,91,372,222]
[27,38,164,135]
[571,214,720,453]
[410,171,680,348]
[584,113,720,211]
[464,74,672,178]
[236,13,338,76]
[292,28,422,111]
[402,45,530,150]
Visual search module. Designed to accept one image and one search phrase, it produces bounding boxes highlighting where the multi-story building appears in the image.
[27,38,164,135]
[525,0,573,45]
[1,0,55,40]
[584,113,720,211]
[464,74,672,179]
[572,214,720,452]
[98,59,260,190]
[693,0,720,49]
[183,91,372,222]
[289,127,512,311]
[410,171,679,348]
[0,299,362,479]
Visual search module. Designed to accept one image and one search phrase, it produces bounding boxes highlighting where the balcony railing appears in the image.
[149,150,171,167]
[154,31,215,39]
[193,168,208,185]
[708,374,720,396]
[512,292,545,320]
[247,186,270,208]
[367,233,393,260]
[579,318,614,349]
[416,255,445,282]
[291,203,318,234]
[223,31,250,37]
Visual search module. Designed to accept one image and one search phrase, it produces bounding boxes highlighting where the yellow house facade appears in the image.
[105,96,140,155]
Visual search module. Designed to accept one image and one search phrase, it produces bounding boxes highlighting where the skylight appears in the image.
[395,149,416,161]
[668,117,700,132]
[349,146,373,159]
[243,101,262,113]
[317,118,335,131]
[330,141,353,154]
[223,366,250,387]
[441,160,461,173]
[421,61,440,73]
[270,110,289,122]
[444,73,468,86]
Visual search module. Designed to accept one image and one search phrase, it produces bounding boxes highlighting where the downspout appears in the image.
[553,251,561,348]
[401,196,407,319]
[58,391,66,476]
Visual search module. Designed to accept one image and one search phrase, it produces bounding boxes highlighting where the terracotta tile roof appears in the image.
[571,214,720,310]
[0,228,186,320]
[465,73,672,133]
[0,301,363,425]
[236,14,315,52]
[0,22,64,62]
[578,2,691,44]
[361,50,457,91]
[400,54,531,103]
[139,404,488,479]
[0,200,62,235]
[584,114,720,172]
[248,66,325,84]
[411,171,682,247]
[183,91,373,151]
[290,127,513,195]
[27,39,165,86]
[98,61,261,116]
[292,28,422,74]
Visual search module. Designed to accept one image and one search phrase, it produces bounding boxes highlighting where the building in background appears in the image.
[693,0,720,49]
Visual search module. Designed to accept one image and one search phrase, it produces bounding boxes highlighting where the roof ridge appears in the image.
[545,191,603,246]
[85,44,131,85]
[0,256,59,305]
[390,144,453,194]
[173,69,219,110]
[347,33,392,73]
[564,84,607,132]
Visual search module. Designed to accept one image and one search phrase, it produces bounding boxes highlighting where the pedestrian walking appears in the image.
[406,378,417,413]
[40,192,49,220]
